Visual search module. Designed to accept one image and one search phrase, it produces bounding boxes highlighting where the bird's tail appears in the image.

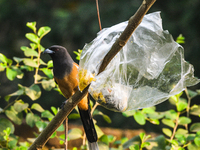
[88,141,99,150]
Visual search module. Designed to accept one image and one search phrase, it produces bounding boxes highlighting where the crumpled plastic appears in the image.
[78,12,199,112]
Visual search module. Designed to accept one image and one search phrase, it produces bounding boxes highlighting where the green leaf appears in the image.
[47,60,53,68]
[25,84,41,100]
[26,113,40,127]
[0,53,8,63]
[149,119,160,125]
[35,121,47,132]
[190,123,200,132]
[162,128,172,137]
[188,142,200,150]
[57,124,64,132]
[190,105,200,116]
[187,89,198,98]
[142,107,155,113]
[51,106,58,115]
[13,57,23,63]
[68,128,83,140]
[38,26,51,38]
[31,103,44,112]
[5,106,23,125]
[129,145,139,150]
[8,139,18,149]
[122,110,135,117]
[24,48,39,57]
[41,110,54,120]
[0,118,15,134]
[175,134,186,144]
[175,128,188,135]
[139,133,145,141]
[13,101,29,112]
[68,113,80,119]
[164,110,178,120]
[41,79,55,91]
[178,116,191,125]
[95,124,104,138]
[162,118,175,128]
[40,68,53,79]
[176,34,185,44]
[177,101,188,112]
[50,131,57,138]
[25,33,39,44]
[30,43,38,50]
[23,58,38,67]
[102,114,112,123]
[194,137,200,147]
[6,67,18,81]
[26,22,36,33]
[9,84,25,97]
[99,135,109,145]
[133,111,146,125]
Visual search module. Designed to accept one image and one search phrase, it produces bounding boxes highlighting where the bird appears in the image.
[44,45,99,150]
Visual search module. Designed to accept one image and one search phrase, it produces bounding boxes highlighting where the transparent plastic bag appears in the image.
[78,12,199,112]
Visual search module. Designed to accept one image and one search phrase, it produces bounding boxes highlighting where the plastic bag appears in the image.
[78,12,199,112]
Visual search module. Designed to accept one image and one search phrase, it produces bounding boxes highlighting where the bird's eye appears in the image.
[55,49,59,51]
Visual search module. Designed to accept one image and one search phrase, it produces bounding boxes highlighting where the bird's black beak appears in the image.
[43,48,55,54]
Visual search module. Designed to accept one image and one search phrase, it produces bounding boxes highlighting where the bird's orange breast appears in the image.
[55,63,88,111]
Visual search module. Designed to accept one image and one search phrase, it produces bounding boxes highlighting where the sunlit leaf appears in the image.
[26,113,40,127]
[68,128,83,140]
[162,118,175,128]
[0,118,15,134]
[41,79,55,91]
[31,103,44,112]
[102,114,112,124]
[162,128,172,137]
[26,22,36,33]
[178,116,191,125]
[177,101,188,112]
[6,67,18,81]
[24,48,38,57]
[5,106,23,125]
[25,33,39,44]
[194,137,200,147]
[23,58,38,67]
[51,106,58,115]
[25,84,41,100]
[133,111,146,125]
[38,26,51,38]
[13,101,29,112]
[35,121,47,132]
[47,60,53,68]
[41,110,54,120]
[40,68,53,79]
[190,123,200,132]
[122,110,135,117]
[95,124,104,138]
[68,113,80,119]
[57,124,65,132]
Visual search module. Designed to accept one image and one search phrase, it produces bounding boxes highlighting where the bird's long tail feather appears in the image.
[88,141,99,150]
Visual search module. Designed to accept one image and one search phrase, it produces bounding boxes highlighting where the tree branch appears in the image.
[28,0,156,149]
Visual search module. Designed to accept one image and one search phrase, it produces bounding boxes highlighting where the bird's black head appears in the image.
[44,45,74,78]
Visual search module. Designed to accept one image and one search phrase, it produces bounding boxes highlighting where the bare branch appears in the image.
[28,0,156,149]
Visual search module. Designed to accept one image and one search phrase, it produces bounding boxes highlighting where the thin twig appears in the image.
[64,118,68,150]
[96,0,102,30]
[170,112,180,141]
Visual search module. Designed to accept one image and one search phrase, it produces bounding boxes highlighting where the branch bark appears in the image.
[28,0,156,149]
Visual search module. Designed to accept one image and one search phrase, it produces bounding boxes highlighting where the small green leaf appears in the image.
[178,116,191,125]
[40,68,53,79]
[190,123,200,132]
[13,57,23,63]
[129,144,139,150]
[38,26,51,38]
[68,113,80,119]
[5,106,23,125]
[31,103,44,112]
[13,101,29,112]
[25,84,41,100]
[35,121,47,132]
[9,84,25,97]
[26,113,40,127]
[50,132,57,138]
[164,110,178,120]
[41,110,54,120]
[25,33,39,44]
[68,128,83,140]
[162,128,172,137]
[57,124,64,132]
[99,135,109,145]
[177,101,188,112]
[0,118,15,134]
[26,22,36,32]
[23,58,38,67]
[6,67,18,81]
[30,43,38,50]
[24,48,38,57]
[122,110,135,117]
[194,137,200,147]
[162,118,175,128]
[41,79,55,91]
[51,106,58,115]
[8,139,18,149]
[175,134,186,144]
[133,111,146,125]
[142,107,155,114]
[175,128,188,135]
[187,89,198,98]
[95,124,104,138]
[102,114,112,123]
[47,60,53,68]
[0,53,8,63]
[190,105,200,116]
[139,133,145,141]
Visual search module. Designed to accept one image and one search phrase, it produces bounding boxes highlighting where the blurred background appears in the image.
[0,0,199,133]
